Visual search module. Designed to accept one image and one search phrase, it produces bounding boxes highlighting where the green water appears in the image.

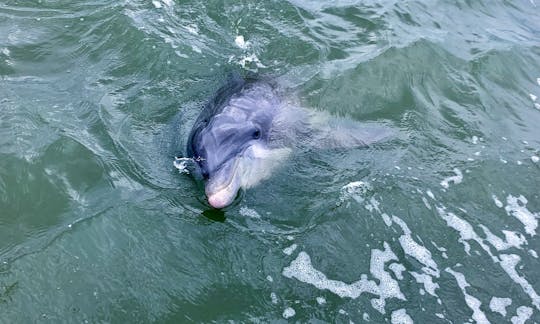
[1,0,540,322]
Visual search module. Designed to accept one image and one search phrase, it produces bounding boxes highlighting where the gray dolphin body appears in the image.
[186,74,392,208]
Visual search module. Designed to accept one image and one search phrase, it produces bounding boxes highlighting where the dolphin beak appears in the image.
[205,160,241,209]
[207,190,236,209]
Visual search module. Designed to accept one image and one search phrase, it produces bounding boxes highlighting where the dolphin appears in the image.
[185,74,393,209]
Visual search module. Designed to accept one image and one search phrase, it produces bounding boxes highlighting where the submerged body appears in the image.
[186,75,392,208]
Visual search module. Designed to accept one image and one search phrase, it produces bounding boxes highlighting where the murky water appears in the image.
[1,0,540,322]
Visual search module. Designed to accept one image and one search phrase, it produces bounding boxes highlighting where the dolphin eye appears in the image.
[252,129,261,139]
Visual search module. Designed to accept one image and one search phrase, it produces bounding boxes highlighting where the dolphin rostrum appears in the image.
[185,74,393,209]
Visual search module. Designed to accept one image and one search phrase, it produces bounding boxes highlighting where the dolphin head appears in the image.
[187,81,285,209]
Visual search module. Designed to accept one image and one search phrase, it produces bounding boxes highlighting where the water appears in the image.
[1,0,539,322]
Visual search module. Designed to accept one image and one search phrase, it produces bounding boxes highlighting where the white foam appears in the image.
[392,215,439,277]
[340,181,372,204]
[282,307,295,319]
[480,226,526,251]
[532,156,539,163]
[282,243,404,314]
[530,94,538,101]
[266,275,273,282]
[436,207,494,258]
[236,53,265,69]
[363,313,370,321]
[537,77,540,86]
[440,168,463,189]
[152,0,162,8]
[489,297,511,317]
[426,190,435,200]
[446,268,490,324]
[535,103,540,110]
[162,0,173,6]
[316,296,326,305]
[283,244,298,256]
[391,309,413,324]
[239,206,261,219]
[505,195,538,236]
[510,306,533,324]
[270,292,278,304]
[389,263,406,280]
[173,157,190,174]
[529,250,538,258]
[492,195,503,208]
[411,272,439,297]
[472,136,479,144]
[377,213,390,226]
[234,35,249,49]
[499,254,540,310]
[422,197,431,210]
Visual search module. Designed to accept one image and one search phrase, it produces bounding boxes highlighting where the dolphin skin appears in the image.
[186,74,392,209]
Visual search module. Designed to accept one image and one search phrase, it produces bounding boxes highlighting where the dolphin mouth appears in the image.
[205,158,242,209]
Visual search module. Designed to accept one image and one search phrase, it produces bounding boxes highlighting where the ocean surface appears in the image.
[1,0,540,322]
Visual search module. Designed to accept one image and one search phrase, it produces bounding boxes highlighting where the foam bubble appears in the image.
[505,195,538,236]
[282,243,404,314]
[471,136,479,144]
[391,309,413,324]
[173,157,191,174]
[266,275,273,282]
[440,168,463,189]
[392,215,439,277]
[510,306,533,324]
[436,207,494,259]
[340,181,372,204]
[532,156,539,163]
[316,296,326,305]
[282,307,295,319]
[389,263,406,280]
[480,226,526,251]
[499,254,540,310]
[489,297,512,317]
[426,190,435,200]
[283,244,298,256]
[446,268,490,324]
[492,195,503,208]
[152,0,162,8]
[234,35,250,49]
[270,292,278,304]
[530,94,538,101]
[422,197,431,210]
[239,206,261,219]
[411,272,439,297]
